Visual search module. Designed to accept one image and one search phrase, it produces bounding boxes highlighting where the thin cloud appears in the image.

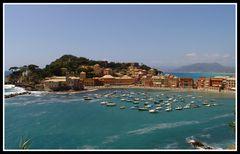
[185,53,197,57]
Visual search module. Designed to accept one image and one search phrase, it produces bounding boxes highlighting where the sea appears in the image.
[4,72,236,150]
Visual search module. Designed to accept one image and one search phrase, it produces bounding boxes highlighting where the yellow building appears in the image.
[226,76,235,91]
[100,75,116,85]
[93,64,103,76]
[80,71,86,80]
[115,75,135,85]
[43,76,84,91]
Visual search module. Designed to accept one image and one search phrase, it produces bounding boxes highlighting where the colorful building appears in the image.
[196,77,206,89]
[168,75,179,88]
[115,75,135,85]
[100,75,116,85]
[93,64,103,76]
[210,77,224,88]
[44,76,84,91]
[80,71,86,80]
[225,76,235,91]
[179,78,194,88]
[141,74,153,87]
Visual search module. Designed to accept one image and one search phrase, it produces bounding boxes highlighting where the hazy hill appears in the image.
[170,63,235,73]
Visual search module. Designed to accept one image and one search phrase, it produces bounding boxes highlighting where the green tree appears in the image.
[9,66,19,72]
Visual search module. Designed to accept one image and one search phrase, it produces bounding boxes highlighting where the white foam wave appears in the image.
[4,84,15,89]
[5,84,26,96]
[102,135,119,144]
[164,142,178,149]
[128,121,200,135]
[203,124,227,131]
[200,134,211,139]
[80,145,98,149]
[209,113,234,120]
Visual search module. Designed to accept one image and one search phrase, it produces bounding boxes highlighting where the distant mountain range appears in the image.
[163,63,235,73]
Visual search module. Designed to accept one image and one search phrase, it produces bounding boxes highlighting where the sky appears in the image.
[4,4,236,70]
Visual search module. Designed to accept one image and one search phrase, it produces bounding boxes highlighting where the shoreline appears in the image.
[5,85,235,98]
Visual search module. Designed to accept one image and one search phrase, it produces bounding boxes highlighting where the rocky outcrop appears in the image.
[5,91,31,98]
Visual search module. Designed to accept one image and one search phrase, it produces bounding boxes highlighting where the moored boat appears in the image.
[175,106,183,110]
[120,106,126,109]
[165,107,172,112]
[106,102,117,107]
[138,107,148,111]
[149,109,158,113]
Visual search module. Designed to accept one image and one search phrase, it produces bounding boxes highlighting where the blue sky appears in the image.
[5,4,236,70]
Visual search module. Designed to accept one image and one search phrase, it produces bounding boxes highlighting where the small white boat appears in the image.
[165,108,172,112]
[106,102,117,107]
[120,106,126,109]
[133,101,139,104]
[156,106,162,110]
[165,103,171,106]
[149,109,158,113]
[145,104,152,108]
[138,107,148,111]
[134,98,140,101]
[175,106,183,110]
[100,101,107,105]
[183,105,190,109]
[205,104,211,107]
[144,102,149,105]
[202,101,208,105]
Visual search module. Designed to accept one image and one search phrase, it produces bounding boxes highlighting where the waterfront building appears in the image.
[100,75,116,85]
[204,77,210,89]
[142,74,153,87]
[162,75,170,87]
[67,77,84,90]
[152,76,162,87]
[80,71,86,80]
[196,77,206,89]
[225,76,235,91]
[210,77,224,89]
[93,64,103,76]
[43,76,84,91]
[168,75,179,88]
[103,68,113,75]
[93,77,104,86]
[115,75,135,85]
[179,78,194,88]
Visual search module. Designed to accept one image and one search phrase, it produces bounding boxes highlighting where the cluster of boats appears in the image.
[81,89,221,114]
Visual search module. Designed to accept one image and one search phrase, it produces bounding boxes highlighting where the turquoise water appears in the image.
[5,88,235,150]
[166,72,235,80]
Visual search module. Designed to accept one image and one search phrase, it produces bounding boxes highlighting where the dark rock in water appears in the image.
[5,91,31,98]
[187,138,214,149]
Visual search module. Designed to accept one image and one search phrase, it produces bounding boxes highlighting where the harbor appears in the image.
[5,88,235,149]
